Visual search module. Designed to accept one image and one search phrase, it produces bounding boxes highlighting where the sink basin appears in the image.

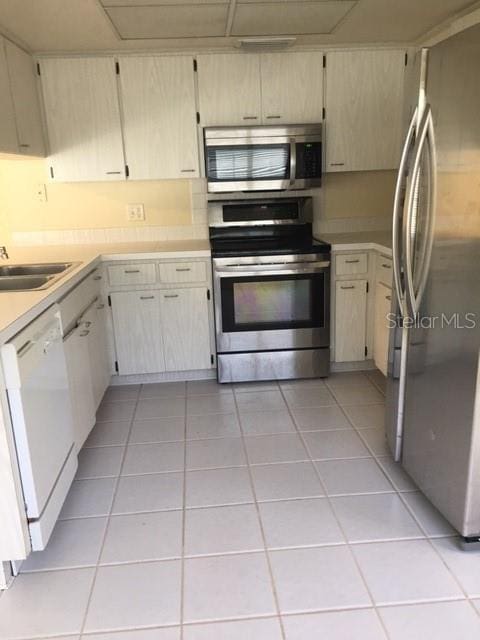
[0,275,53,291]
[0,262,80,291]
[0,262,74,277]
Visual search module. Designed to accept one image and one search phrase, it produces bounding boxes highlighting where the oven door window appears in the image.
[206,144,290,183]
[221,273,325,332]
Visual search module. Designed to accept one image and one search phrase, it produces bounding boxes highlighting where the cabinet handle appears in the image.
[164,294,179,298]
[19,143,30,148]
[79,330,90,337]
[345,259,360,264]
[330,162,345,167]
[386,295,392,301]
[175,268,191,272]
[82,321,92,328]
[96,303,105,310]
[266,115,281,119]
[181,169,196,173]
[139,295,154,300]
[382,263,392,269]
[106,171,121,175]
[340,285,355,290]
[93,275,102,280]
[124,269,140,274]
[242,116,258,120]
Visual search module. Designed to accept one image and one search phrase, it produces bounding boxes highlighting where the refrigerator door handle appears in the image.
[392,107,417,316]
[404,105,436,319]
[414,110,437,315]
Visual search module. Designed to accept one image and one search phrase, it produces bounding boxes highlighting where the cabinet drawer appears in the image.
[159,261,207,284]
[336,253,368,276]
[108,263,156,286]
[377,256,393,288]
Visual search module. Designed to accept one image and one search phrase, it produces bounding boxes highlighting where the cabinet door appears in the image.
[119,56,199,179]
[260,52,324,125]
[64,325,96,451]
[160,288,211,372]
[197,54,262,126]
[110,291,166,375]
[0,36,18,154]
[374,282,392,376]
[40,57,125,182]
[5,41,45,156]
[81,302,110,408]
[335,279,367,362]
[325,50,405,171]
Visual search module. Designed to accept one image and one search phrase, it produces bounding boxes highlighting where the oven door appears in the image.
[213,257,330,352]
[206,137,291,192]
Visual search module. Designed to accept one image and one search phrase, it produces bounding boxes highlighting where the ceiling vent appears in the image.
[236,36,297,51]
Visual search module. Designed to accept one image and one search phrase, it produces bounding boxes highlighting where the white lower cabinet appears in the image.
[373,282,392,376]
[64,323,96,451]
[110,290,166,376]
[334,279,368,362]
[80,300,111,408]
[160,288,211,372]
[110,287,212,375]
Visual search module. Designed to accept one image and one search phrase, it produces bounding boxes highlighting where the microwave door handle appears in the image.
[289,138,296,186]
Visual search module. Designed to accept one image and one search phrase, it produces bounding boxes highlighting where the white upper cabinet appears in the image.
[260,52,324,125]
[0,37,21,154]
[5,41,45,157]
[325,49,405,172]
[40,57,125,182]
[197,53,262,127]
[197,52,324,128]
[119,55,199,180]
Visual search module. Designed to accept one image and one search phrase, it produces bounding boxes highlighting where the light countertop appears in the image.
[0,240,211,343]
[317,231,392,255]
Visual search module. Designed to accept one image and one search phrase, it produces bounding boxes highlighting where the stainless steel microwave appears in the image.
[204,124,322,193]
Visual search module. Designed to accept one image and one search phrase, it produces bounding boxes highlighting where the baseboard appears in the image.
[109,369,217,386]
[331,359,376,372]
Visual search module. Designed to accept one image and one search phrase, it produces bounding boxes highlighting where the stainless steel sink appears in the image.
[0,262,80,292]
[0,275,53,291]
[0,262,74,277]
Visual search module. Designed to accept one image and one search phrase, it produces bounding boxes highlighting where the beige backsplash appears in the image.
[0,155,395,246]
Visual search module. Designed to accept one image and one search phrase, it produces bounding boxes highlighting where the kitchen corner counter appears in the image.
[0,240,211,344]
[316,231,392,256]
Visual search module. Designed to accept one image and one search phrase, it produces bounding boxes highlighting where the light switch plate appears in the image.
[126,203,145,221]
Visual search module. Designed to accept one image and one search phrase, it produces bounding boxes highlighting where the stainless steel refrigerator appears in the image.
[386,24,480,546]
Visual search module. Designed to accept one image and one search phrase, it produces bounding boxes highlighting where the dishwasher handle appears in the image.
[1,315,64,390]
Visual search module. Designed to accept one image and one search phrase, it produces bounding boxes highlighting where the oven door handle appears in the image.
[214,264,330,278]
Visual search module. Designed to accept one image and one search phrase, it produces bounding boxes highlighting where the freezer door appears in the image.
[385,49,427,460]
[401,25,480,537]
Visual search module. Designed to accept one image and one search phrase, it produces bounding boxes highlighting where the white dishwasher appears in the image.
[1,304,77,551]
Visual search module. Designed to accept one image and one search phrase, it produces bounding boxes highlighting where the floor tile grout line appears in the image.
[77,384,142,637]
[337,388,475,611]
[179,393,188,640]
[232,385,287,640]
[277,382,394,640]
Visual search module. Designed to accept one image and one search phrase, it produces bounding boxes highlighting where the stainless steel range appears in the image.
[209,198,331,383]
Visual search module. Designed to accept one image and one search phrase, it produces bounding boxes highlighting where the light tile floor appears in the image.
[1,370,480,639]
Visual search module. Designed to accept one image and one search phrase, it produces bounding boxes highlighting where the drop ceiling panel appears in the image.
[105,5,229,39]
[335,0,477,42]
[232,1,357,37]
[101,0,227,5]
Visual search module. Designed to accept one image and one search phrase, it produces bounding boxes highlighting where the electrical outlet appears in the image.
[36,183,47,203]
[126,203,145,221]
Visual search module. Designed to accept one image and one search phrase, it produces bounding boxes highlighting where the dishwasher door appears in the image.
[2,304,77,550]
